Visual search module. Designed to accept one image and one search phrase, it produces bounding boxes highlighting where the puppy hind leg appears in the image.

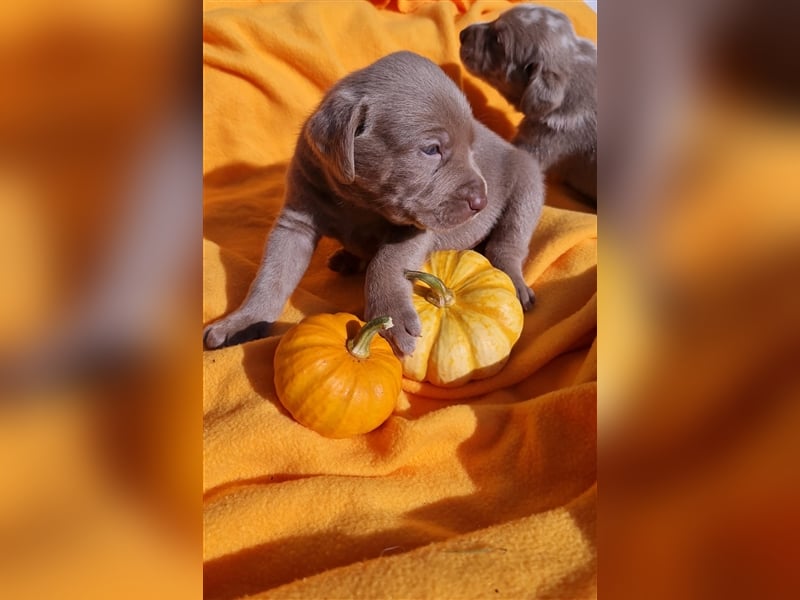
[484,243,536,311]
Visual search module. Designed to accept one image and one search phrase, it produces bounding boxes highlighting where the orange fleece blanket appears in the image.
[203,1,597,598]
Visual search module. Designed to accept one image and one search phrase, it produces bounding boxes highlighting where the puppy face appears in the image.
[306,52,488,231]
[460,5,595,118]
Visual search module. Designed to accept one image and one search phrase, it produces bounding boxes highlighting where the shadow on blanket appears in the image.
[204,391,596,599]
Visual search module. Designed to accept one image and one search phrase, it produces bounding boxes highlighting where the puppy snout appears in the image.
[459,26,476,45]
[463,180,487,212]
[468,191,487,212]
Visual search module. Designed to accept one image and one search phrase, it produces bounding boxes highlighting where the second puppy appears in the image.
[460,4,597,201]
[204,51,544,356]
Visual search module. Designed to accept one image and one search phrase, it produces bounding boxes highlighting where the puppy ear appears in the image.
[306,90,368,184]
[520,64,566,119]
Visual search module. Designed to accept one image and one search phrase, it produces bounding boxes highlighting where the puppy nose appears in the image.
[461,177,487,212]
[468,190,487,212]
[462,181,486,212]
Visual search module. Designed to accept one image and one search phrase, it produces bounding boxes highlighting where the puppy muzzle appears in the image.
[459,25,494,76]
[459,179,487,213]
[459,27,475,44]
[424,178,487,231]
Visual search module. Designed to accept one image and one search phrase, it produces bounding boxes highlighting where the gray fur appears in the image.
[460,4,597,201]
[204,51,544,355]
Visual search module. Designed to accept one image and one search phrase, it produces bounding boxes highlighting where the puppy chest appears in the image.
[319,213,392,259]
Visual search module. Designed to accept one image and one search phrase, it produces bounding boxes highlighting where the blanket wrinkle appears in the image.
[204,1,596,598]
[257,483,598,600]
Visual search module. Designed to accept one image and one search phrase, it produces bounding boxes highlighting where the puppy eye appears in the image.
[422,144,441,156]
[524,62,537,78]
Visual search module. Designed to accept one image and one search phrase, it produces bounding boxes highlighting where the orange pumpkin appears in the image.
[273,313,401,438]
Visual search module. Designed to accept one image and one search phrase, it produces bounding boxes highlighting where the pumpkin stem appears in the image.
[347,316,394,359]
[404,270,455,308]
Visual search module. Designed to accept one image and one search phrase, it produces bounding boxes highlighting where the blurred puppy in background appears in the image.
[460,4,597,202]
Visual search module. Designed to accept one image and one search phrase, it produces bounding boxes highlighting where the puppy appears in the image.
[203,51,544,356]
[460,4,597,201]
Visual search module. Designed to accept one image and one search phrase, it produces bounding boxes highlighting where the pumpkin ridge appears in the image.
[443,250,491,287]
[402,300,439,381]
[453,270,514,295]
[456,303,517,342]
[433,308,475,383]
[314,358,358,433]
[457,305,512,353]
[339,360,397,435]
[456,284,516,303]
[289,346,340,381]
[294,318,343,342]
[275,336,327,398]
[454,289,522,338]
[422,302,445,366]
[368,347,396,365]
[432,249,462,285]
[447,272,488,295]
[333,373,362,436]
[456,287,519,316]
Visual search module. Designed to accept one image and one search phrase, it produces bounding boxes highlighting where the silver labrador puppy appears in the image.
[204,51,543,356]
[460,4,597,201]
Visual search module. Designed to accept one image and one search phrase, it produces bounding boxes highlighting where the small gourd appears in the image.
[273,313,402,438]
[402,250,524,387]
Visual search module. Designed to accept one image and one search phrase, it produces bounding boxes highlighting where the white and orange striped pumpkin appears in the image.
[402,250,524,387]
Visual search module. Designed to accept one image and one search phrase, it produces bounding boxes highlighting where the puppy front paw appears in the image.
[367,302,421,357]
[483,251,536,312]
[514,280,536,312]
[203,313,272,349]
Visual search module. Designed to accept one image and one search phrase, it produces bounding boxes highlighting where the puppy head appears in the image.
[305,51,487,231]
[459,4,596,120]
